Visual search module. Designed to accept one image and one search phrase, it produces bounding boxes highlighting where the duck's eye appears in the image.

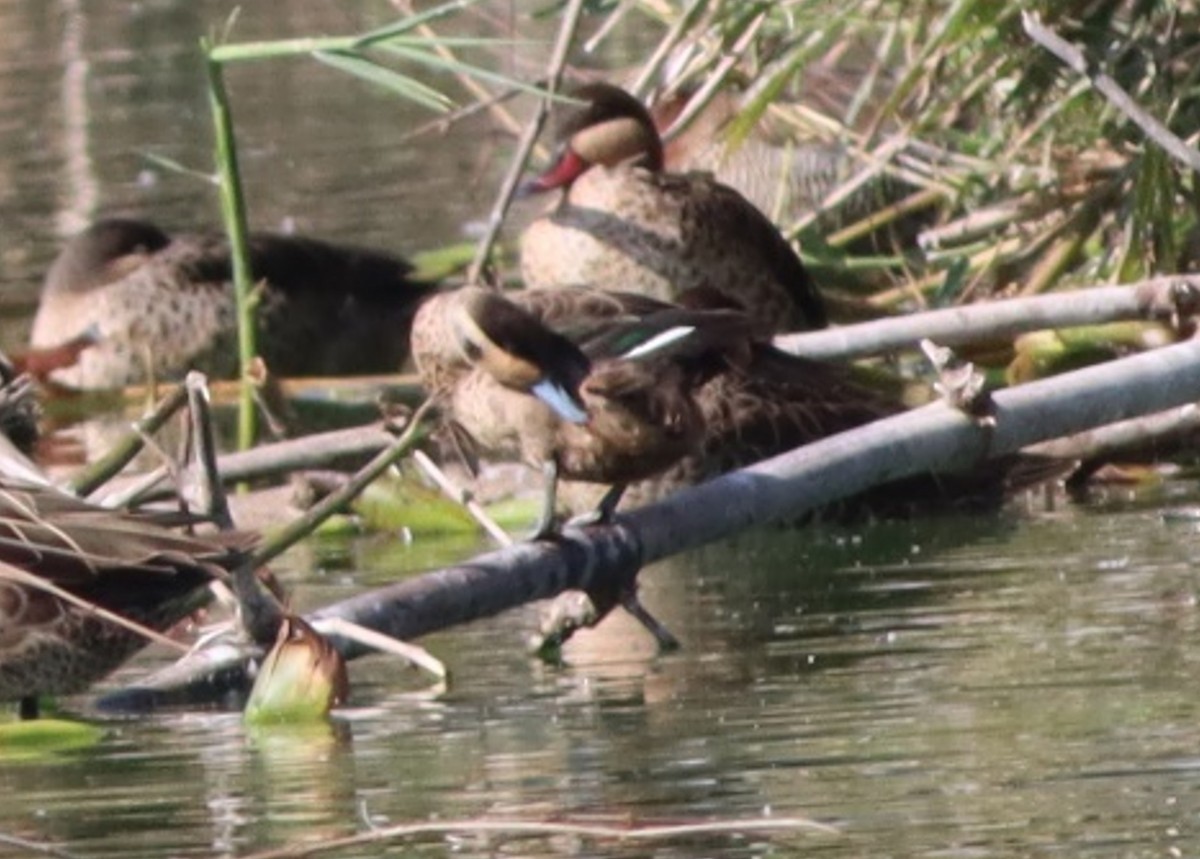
[461,339,483,362]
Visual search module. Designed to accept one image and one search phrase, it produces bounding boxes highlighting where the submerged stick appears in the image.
[239,815,835,859]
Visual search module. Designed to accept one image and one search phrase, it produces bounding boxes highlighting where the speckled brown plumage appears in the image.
[30,218,436,389]
[561,346,1065,519]
[0,482,252,711]
[411,286,752,490]
[520,83,826,334]
[568,346,897,509]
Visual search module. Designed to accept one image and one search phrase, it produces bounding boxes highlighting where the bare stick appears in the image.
[620,591,680,651]
[627,0,710,99]
[1026,401,1200,461]
[95,464,170,511]
[68,384,189,497]
[99,423,401,507]
[389,0,524,137]
[244,401,435,570]
[314,616,447,680]
[776,276,1200,361]
[655,9,768,141]
[412,449,513,546]
[0,831,81,859]
[464,0,588,285]
[180,372,233,529]
[1022,12,1200,172]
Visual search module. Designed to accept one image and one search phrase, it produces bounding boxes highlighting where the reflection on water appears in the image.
[3,2,1200,858]
[0,0,639,343]
[5,490,1200,857]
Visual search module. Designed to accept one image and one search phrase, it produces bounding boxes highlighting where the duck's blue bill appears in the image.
[532,379,588,423]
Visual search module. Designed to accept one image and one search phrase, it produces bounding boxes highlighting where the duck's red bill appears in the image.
[517,148,589,196]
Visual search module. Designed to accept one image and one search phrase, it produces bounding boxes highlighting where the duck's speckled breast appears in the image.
[30,243,237,389]
[520,165,817,332]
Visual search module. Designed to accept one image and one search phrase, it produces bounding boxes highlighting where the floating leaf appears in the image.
[0,718,105,759]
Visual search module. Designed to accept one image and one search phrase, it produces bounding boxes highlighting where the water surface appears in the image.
[2,3,1199,858]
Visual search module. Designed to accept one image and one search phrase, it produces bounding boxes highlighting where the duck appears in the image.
[414,287,1062,527]
[28,218,438,390]
[560,340,1066,520]
[518,83,827,334]
[411,285,760,534]
[0,481,253,717]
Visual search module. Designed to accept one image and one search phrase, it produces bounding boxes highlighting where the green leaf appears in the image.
[245,617,347,723]
[377,43,555,99]
[312,50,453,112]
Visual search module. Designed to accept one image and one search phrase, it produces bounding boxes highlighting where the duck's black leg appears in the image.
[620,591,681,652]
[594,483,627,522]
[565,482,627,529]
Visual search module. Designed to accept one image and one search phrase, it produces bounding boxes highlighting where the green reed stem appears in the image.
[202,40,257,451]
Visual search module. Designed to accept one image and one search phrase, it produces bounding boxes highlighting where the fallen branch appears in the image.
[777,276,1200,360]
[100,422,400,506]
[95,333,1200,711]
[1027,402,1200,462]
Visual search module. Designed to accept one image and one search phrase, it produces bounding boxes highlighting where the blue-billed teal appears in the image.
[413,286,1061,524]
[29,218,437,389]
[412,285,760,531]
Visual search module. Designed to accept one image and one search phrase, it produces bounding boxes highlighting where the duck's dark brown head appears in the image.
[45,218,172,295]
[522,83,665,194]
[449,287,591,423]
